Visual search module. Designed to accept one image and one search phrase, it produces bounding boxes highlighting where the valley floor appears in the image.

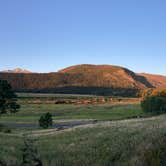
[0,95,165,165]
[0,114,166,165]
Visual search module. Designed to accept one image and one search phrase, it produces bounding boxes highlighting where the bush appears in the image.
[39,112,53,129]
[0,124,12,133]
[141,90,166,114]
[21,135,42,166]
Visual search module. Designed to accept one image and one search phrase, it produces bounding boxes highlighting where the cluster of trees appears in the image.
[0,72,141,97]
[0,80,53,165]
[0,80,53,129]
[141,89,166,114]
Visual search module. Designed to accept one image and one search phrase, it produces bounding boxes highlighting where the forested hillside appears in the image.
[0,65,165,96]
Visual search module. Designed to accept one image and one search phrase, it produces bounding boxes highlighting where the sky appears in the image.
[0,0,166,75]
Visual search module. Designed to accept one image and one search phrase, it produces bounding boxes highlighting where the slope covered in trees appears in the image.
[0,65,165,96]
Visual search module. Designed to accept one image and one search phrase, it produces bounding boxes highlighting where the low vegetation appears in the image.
[0,115,166,165]
[141,89,166,114]
[21,136,42,166]
[0,81,166,165]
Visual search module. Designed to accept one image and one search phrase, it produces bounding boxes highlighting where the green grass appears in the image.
[0,114,166,165]
[0,103,149,123]
[38,118,166,166]
[0,94,165,165]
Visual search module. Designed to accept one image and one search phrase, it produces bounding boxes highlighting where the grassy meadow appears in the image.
[0,93,166,165]
[0,103,148,124]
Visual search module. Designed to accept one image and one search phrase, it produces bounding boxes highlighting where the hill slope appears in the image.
[58,64,154,88]
[0,64,165,96]
[139,73,166,89]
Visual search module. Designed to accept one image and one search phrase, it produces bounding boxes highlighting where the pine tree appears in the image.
[39,112,53,129]
[0,80,20,115]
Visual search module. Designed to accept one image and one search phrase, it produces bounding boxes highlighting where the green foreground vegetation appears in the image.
[0,93,166,165]
[0,103,148,123]
[0,114,166,165]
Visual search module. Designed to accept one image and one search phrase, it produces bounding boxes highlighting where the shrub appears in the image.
[21,135,42,166]
[141,90,166,114]
[0,160,6,166]
[39,112,53,129]
[0,124,12,133]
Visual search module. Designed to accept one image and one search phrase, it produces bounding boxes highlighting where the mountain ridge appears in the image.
[1,65,165,76]
[1,68,32,73]
[0,64,165,96]
[58,64,155,88]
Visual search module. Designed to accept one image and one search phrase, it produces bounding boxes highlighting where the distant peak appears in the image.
[1,68,31,73]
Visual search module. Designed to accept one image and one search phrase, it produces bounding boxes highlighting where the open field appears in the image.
[16,93,100,99]
[0,103,150,124]
[0,114,166,165]
[0,93,166,165]
[17,92,140,105]
[0,93,142,124]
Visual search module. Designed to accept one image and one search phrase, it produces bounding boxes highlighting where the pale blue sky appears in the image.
[0,0,166,75]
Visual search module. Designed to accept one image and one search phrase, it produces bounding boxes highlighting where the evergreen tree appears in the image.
[0,80,20,115]
[39,112,53,129]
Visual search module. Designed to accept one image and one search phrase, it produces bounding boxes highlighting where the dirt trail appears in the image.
[1,115,166,137]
